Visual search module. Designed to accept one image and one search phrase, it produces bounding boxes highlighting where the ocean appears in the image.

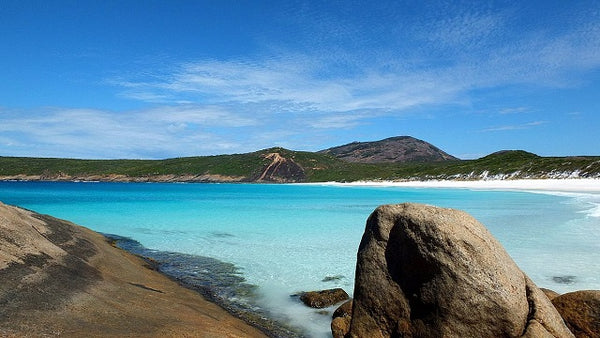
[1,181,598,337]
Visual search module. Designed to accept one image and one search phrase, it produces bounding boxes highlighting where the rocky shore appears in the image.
[0,173,246,183]
[0,201,265,337]
[328,203,599,337]
[2,197,598,337]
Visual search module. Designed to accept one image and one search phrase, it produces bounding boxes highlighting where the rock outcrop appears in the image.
[552,290,600,338]
[298,288,349,309]
[348,203,574,337]
[0,201,265,337]
[256,152,306,182]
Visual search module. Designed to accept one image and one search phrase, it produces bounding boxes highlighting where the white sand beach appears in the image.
[320,178,600,194]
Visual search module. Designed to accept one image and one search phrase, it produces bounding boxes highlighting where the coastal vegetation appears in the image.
[1,148,598,183]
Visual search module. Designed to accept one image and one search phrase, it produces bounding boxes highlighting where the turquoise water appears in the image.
[1,181,599,337]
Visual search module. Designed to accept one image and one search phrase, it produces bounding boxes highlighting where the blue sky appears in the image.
[1,1,599,159]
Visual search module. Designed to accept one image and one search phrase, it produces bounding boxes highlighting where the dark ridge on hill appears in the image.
[318,136,459,163]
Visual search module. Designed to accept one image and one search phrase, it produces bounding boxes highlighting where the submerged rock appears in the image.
[552,290,600,338]
[322,275,345,282]
[298,288,349,309]
[554,275,577,285]
[348,203,574,337]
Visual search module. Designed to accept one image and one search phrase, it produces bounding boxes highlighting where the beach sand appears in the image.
[319,178,600,193]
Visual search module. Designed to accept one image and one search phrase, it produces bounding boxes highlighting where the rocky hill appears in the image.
[319,136,458,163]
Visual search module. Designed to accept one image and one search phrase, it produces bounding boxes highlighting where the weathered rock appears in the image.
[298,288,349,309]
[349,203,574,338]
[542,288,561,301]
[552,290,600,338]
[0,202,265,337]
[331,300,353,338]
[332,316,352,338]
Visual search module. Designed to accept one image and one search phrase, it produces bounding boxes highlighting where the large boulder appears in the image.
[552,290,600,338]
[348,203,573,338]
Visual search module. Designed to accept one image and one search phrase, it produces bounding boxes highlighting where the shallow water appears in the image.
[1,181,598,337]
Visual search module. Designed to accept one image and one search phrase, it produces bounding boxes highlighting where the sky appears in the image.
[1,0,599,159]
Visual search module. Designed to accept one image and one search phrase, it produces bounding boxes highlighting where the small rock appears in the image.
[552,290,600,338]
[322,275,344,282]
[298,288,349,309]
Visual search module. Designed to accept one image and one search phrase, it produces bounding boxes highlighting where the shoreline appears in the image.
[3,177,599,193]
[106,234,304,338]
[312,178,600,194]
[2,177,600,193]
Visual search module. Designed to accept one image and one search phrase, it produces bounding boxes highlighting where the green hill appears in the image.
[1,146,599,183]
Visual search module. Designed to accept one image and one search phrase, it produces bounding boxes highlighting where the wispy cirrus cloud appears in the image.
[0,106,257,158]
[498,107,531,115]
[481,121,548,132]
[110,7,600,119]
[113,58,463,114]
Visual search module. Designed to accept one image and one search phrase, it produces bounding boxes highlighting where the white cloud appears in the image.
[306,112,371,129]
[481,121,548,132]
[0,107,255,159]
[143,105,258,127]
[112,56,467,119]
[422,6,506,51]
[499,107,531,115]
[108,7,600,123]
